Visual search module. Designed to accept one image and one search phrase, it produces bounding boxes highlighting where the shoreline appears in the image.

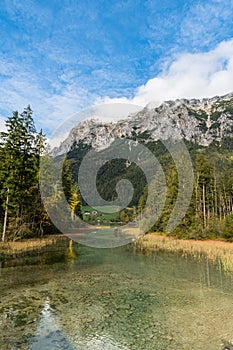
[0,234,68,252]
[1,232,233,272]
[133,233,233,272]
[0,235,70,266]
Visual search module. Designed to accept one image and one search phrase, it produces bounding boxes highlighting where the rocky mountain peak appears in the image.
[53,93,233,155]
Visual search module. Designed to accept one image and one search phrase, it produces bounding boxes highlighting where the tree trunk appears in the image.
[203,184,207,227]
[214,171,218,216]
[2,190,9,242]
[195,173,199,220]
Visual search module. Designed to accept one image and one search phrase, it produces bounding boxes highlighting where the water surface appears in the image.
[0,242,233,350]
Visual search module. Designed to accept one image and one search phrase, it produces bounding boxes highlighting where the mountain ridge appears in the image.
[53,93,233,155]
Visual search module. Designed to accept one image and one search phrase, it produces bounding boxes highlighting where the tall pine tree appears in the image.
[0,106,46,241]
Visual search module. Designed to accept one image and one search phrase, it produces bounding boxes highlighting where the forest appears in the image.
[0,106,82,242]
[0,106,233,242]
[138,145,233,240]
[68,135,233,241]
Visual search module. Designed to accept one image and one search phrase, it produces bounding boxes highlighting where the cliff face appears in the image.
[53,93,233,155]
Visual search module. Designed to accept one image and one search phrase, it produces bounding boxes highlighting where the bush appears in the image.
[223,214,233,240]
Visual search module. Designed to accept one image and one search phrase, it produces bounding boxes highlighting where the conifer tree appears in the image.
[0,106,46,240]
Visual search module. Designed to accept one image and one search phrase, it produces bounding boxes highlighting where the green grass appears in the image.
[82,205,121,221]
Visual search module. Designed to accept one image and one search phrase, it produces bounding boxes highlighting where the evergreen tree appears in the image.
[0,106,46,240]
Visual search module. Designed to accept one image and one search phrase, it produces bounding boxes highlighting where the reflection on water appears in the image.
[30,297,76,350]
[30,296,127,350]
[0,242,233,350]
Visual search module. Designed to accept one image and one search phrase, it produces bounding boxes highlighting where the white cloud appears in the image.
[0,55,96,133]
[1,37,233,135]
[0,117,6,132]
[49,103,142,148]
[100,39,233,107]
[179,1,233,49]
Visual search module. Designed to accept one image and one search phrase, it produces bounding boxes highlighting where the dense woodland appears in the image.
[0,106,82,242]
[139,144,233,240]
[68,134,233,241]
[0,106,232,242]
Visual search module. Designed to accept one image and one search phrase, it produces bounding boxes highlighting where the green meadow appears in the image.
[82,205,122,222]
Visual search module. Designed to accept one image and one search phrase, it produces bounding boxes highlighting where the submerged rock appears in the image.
[222,340,233,350]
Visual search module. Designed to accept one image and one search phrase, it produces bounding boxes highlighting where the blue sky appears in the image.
[0,0,233,134]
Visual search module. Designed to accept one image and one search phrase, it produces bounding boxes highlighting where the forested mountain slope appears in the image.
[57,93,233,239]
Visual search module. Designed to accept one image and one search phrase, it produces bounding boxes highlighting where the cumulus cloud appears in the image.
[101,39,233,107]
[1,36,233,134]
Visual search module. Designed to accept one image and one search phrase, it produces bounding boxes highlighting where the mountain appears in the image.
[51,94,233,240]
[53,93,233,155]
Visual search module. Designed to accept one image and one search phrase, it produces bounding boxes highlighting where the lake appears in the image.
[0,241,233,350]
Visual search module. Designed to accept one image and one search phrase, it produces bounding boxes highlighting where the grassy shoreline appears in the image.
[0,234,70,266]
[0,234,68,252]
[1,232,233,273]
[133,233,233,273]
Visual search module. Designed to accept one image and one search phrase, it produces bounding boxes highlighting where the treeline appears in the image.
[67,134,233,240]
[1,106,232,242]
[0,106,82,242]
[139,148,233,240]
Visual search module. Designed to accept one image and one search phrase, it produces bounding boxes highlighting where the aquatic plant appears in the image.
[133,233,233,273]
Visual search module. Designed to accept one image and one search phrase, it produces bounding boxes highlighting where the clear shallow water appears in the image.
[0,243,233,350]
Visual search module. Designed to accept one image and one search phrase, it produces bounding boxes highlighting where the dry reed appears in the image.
[134,233,233,273]
[0,234,68,256]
